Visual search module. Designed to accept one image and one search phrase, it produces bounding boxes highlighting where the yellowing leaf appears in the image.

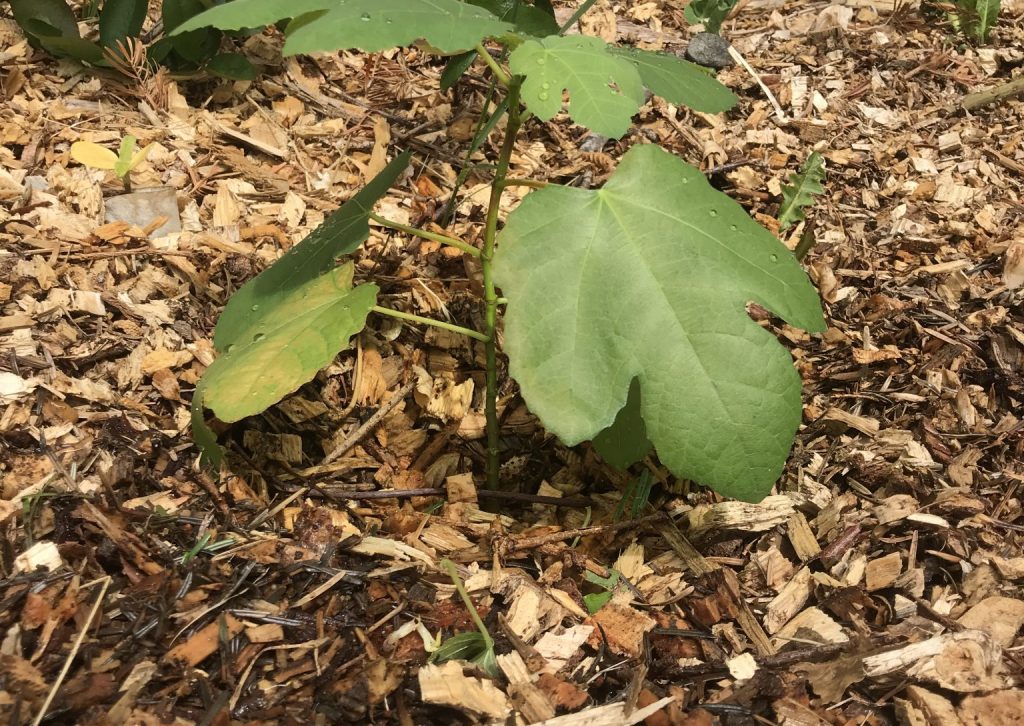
[70,141,119,170]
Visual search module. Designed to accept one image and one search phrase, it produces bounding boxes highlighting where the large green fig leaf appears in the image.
[214,152,409,352]
[493,145,825,502]
[509,35,645,138]
[171,0,513,55]
[202,262,377,423]
[608,47,736,114]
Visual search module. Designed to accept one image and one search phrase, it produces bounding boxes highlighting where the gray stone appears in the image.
[685,32,734,70]
[104,186,181,238]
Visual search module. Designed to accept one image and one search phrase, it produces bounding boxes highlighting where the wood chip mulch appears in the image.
[2,0,1024,723]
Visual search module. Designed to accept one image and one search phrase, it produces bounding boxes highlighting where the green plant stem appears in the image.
[371,305,489,343]
[370,213,479,257]
[481,78,523,491]
[440,559,494,649]
[500,178,548,190]
[474,43,511,87]
[558,0,600,33]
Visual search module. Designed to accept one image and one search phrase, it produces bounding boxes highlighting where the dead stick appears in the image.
[323,380,416,464]
[307,486,592,508]
[33,577,111,726]
[501,513,664,552]
[962,75,1024,111]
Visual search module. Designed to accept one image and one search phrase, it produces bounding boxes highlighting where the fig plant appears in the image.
[181,0,825,503]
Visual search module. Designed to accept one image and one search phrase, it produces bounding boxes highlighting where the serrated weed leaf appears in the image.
[778,151,826,232]
[609,47,736,114]
[510,36,646,138]
[202,262,377,423]
[214,152,409,352]
[494,145,825,502]
[172,0,513,55]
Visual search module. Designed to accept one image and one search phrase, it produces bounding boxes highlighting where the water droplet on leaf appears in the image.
[709,209,718,217]
[541,82,550,89]
[729,224,737,231]
[253,333,266,342]
[360,12,371,20]
[770,253,779,263]
[225,344,235,353]
[536,57,546,65]
[250,304,259,311]
[538,92,549,101]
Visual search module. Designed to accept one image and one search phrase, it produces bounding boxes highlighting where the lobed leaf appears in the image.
[171,0,514,55]
[778,151,826,232]
[493,145,825,502]
[608,46,737,114]
[201,262,377,423]
[509,35,646,138]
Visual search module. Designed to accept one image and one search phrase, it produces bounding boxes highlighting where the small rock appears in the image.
[685,32,733,70]
[104,186,181,238]
[579,133,609,152]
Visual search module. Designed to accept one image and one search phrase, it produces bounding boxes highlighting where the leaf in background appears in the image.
[206,52,257,80]
[683,0,737,34]
[99,0,148,48]
[468,0,559,37]
[584,591,613,613]
[163,0,223,64]
[509,35,645,138]
[214,152,410,352]
[961,0,1001,41]
[171,0,514,55]
[592,378,650,469]
[200,261,378,423]
[494,145,825,502]
[609,46,736,114]
[777,151,826,232]
[9,0,80,42]
[70,141,119,170]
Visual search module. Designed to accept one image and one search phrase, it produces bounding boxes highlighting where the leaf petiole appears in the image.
[474,43,511,87]
[371,305,489,342]
[370,213,480,257]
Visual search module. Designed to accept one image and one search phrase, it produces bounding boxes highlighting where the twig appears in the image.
[293,486,592,508]
[498,513,664,553]
[322,381,416,464]
[728,45,787,121]
[962,75,1024,111]
[33,577,111,726]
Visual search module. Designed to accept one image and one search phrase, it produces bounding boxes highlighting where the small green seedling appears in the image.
[949,0,1001,41]
[778,151,826,232]
[684,0,738,33]
[181,0,826,504]
[70,135,154,191]
[432,559,498,676]
[583,569,621,614]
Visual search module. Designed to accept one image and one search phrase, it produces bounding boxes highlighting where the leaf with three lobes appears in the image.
[777,151,825,232]
[608,47,737,114]
[171,0,513,55]
[201,261,377,423]
[214,152,409,352]
[493,145,825,503]
[509,35,646,138]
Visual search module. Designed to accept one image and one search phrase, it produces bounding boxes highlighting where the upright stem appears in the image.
[481,78,523,490]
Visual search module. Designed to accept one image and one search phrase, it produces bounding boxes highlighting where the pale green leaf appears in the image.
[509,35,645,138]
[214,152,409,352]
[171,0,513,55]
[683,0,736,33]
[201,261,377,423]
[493,145,825,502]
[609,46,736,114]
[778,152,826,232]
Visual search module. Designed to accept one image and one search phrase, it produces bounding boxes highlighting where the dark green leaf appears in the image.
[8,0,80,40]
[214,152,411,352]
[164,0,223,63]
[206,52,256,79]
[592,378,650,469]
[609,46,737,114]
[38,36,107,64]
[99,0,148,47]
[441,50,478,91]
